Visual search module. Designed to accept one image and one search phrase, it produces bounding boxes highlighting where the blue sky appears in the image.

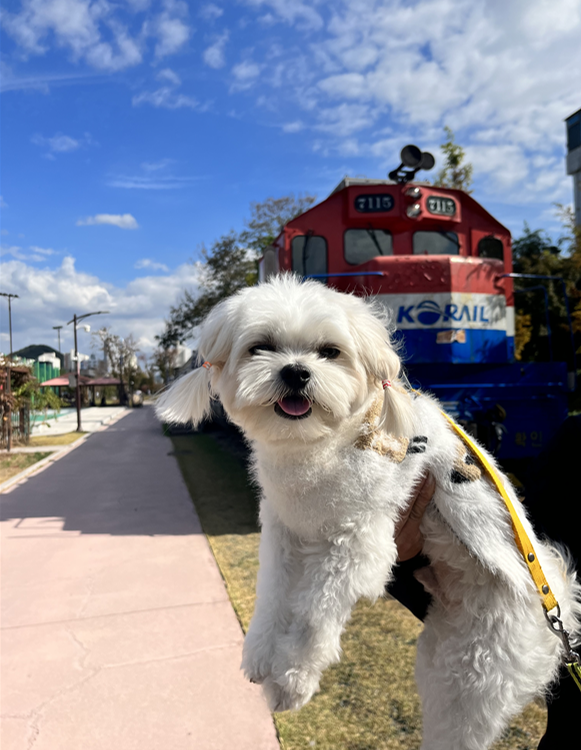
[1,0,580,357]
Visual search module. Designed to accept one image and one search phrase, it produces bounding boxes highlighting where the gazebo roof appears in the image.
[40,374,92,387]
[85,377,122,386]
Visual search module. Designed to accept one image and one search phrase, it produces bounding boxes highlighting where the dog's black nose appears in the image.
[280,364,311,390]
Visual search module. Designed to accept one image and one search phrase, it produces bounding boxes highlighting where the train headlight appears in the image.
[405,186,422,199]
[406,203,422,218]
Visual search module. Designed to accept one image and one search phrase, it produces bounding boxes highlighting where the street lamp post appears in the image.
[0,292,19,452]
[66,311,109,432]
[53,325,63,354]
[0,292,19,356]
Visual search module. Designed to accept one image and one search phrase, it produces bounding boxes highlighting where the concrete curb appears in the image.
[0,408,131,494]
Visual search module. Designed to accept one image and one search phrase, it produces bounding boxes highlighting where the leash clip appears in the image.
[544,605,581,667]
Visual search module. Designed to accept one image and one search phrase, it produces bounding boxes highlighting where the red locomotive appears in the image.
[258,146,571,459]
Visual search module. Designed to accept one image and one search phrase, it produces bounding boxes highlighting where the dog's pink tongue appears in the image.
[277,396,311,416]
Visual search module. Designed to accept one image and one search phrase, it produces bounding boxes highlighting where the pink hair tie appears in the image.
[202,361,212,370]
[382,379,391,389]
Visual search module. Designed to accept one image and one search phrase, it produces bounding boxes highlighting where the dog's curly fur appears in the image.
[157,275,581,750]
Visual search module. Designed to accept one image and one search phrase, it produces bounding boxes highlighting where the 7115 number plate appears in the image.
[427,196,456,216]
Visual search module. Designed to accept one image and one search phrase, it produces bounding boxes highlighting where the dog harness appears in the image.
[441,411,581,693]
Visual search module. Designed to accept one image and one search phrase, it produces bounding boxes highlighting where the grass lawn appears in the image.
[28,432,87,447]
[0,452,52,484]
[171,431,547,750]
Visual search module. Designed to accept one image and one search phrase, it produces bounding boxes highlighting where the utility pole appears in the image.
[66,311,109,432]
[0,292,19,453]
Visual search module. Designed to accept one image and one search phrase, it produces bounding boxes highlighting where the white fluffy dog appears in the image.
[157,275,580,749]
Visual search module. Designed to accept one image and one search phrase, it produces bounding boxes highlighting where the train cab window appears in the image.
[344,228,393,265]
[413,231,460,255]
[477,236,504,261]
[291,235,328,277]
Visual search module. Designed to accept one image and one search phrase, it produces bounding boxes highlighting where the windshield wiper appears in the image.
[302,230,314,274]
[441,231,460,248]
[366,224,385,255]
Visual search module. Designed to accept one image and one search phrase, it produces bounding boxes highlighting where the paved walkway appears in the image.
[1,406,279,750]
[31,406,129,436]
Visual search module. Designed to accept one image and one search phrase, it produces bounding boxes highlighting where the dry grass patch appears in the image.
[0,452,51,483]
[28,432,86,447]
[171,431,546,750]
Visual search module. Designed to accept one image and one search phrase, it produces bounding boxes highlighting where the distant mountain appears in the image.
[13,344,64,366]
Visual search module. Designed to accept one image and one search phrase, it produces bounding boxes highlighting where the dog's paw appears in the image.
[262,668,320,712]
[241,657,270,686]
[241,635,275,685]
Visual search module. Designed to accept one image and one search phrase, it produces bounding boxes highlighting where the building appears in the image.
[34,352,61,383]
[565,108,581,227]
[63,349,92,373]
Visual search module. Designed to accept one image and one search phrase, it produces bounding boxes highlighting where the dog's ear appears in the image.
[155,366,213,426]
[155,295,237,426]
[347,297,416,437]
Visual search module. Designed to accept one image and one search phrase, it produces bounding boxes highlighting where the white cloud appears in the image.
[141,158,175,172]
[282,120,304,133]
[316,103,375,137]
[0,196,7,208]
[3,0,144,72]
[156,67,181,86]
[231,59,261,91]
[107,175,198,189]
[31,131,95,158]
[199,4,223,21]
[132,67,197,109]
[0,243,56,262]
[107,158,201,189]
[203,31,228,69]
[135,258,169,272]
[153,0,191,58]
[244,0,324,31]
[0,64,102,94]
[230,0,580,205]
[3,0,193,72]
[76,214,139,229]
[0,254,202,355]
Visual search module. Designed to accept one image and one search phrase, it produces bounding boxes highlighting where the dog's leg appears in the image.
[263,514,398,712]
[242,502,297,685]
[416,593,563,750]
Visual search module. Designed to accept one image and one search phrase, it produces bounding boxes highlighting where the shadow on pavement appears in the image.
[1,407,203,536]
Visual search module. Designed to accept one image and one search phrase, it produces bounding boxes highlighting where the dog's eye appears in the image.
[249,344,276,355]
[318,347,340,360]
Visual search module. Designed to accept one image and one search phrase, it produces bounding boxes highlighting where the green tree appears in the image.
[157,193,316,348]
[433,126,474,193]
[241,193,316,251]
[13,376,62,421]
[512,212,581,368]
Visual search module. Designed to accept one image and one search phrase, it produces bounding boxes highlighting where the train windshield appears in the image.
[413,231,459,255]
[344,228,393,264]
[291,235,328,276]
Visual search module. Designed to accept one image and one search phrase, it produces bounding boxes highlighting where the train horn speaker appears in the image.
[401,145,423,168]
[389,144,436,183]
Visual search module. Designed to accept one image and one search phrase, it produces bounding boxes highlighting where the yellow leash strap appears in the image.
[440,410,558,612]
[432,404,581,691]
[568,662,581,691]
